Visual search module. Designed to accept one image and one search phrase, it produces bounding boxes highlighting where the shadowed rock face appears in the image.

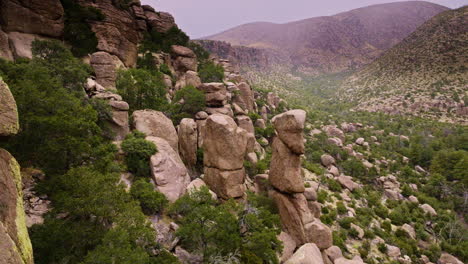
[202,1,448,75]
[0,0,64,37]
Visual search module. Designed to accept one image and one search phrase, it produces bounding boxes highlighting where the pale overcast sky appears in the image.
[141,0,467,38]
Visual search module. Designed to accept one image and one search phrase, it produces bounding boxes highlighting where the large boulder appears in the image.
[324,246,343,262]
[235,115,254,135]
[438,253,463,264]
[171,45,197,74]
[105,99,130,141]
[304,219,333,249]
[202,114,249,199]
[272,110,306,155]
[321,154,335,167]
[90,51,125,90]
[232,82,255,112]
[146,137,190,202]
[0,149,34,264]
[269,136,304,193]
[178,118,198,177]
[0,0,64,37]
[0,79,19,136]
[284,243,324,264]
[132,110,179,152]
[337,175,360,192]
[270,190,313,245]
[197,83,227,107]
[202,114,249,171]
[278,232,296,263]
[204,167,245,199]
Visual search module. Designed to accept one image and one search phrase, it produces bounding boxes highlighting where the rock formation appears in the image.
[0,79,33,264]
[132,110,179,152]
[0,79,19,136]
[146,136,190,203]
[202,114,249,199]
[178,118,198,177]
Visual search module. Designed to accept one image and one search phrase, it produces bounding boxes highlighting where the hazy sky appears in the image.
[141,0,467,38]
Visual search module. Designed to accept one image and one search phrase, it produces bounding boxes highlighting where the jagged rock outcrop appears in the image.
[197,82,227,107]
[171,45,197,76]
[202,114,249,199]
[0,0,64,37]
[0,28,13,60]
[77,0,144,67]
[90,51,125,90]
[232,82,255,113]
[269,110,306,193]
[0,79,19,136]
[143,6,176,33]
[132,110,179,152]
[146,136,190,203]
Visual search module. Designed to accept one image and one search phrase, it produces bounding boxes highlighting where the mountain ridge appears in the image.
[202,1,449,75]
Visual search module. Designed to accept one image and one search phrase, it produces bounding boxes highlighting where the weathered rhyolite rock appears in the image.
[284,243,324,264]
[202,114,249,199]
[90,51,125,90]
[132,110,179,152]
[0,79,19,136]
[278,232,296,263]
[146,137,190,202]
[197,83,227,107]
[271,110,306,155]
[233,82,255,112]
[269,110,306,193]
[270,190,313,245]
[0,149,34,264]
[178,118,198,177]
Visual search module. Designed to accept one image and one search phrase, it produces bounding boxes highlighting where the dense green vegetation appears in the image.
[0,40,169,263]
[121,131,157,178]
[139,27,190,54]
[169,188,283,263]
[198,61,225,82]
[116,68,168,113]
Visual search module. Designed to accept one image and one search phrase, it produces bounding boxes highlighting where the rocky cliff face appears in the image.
[196,39,290,70]
[0,79,33,264]
[203,1,448,75]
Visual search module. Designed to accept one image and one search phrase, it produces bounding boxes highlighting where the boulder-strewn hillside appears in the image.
[0,1,466,264]
[343,6,468,124]
[203,1,448,75]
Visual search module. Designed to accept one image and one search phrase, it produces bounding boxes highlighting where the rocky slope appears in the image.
[342,6,468,124]
[202,1,448,75]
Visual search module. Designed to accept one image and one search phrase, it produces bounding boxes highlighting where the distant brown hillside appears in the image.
[203,1,448,75]
[343,6,468,123]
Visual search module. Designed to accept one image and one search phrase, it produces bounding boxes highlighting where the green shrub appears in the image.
[0,41,103,175]
[121,132,157,177]
[377,242,387,253]
[349,228,360,239]
[336,202,347,215]
[381,220,392,232]
[140,27,190,53]
[326,178,342,192]
[338,217,354,229]
[116,68,168,113]
[317,190,328,203]
[130,179,168,215]
[169,85,206,124]
[198,61,224,83]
